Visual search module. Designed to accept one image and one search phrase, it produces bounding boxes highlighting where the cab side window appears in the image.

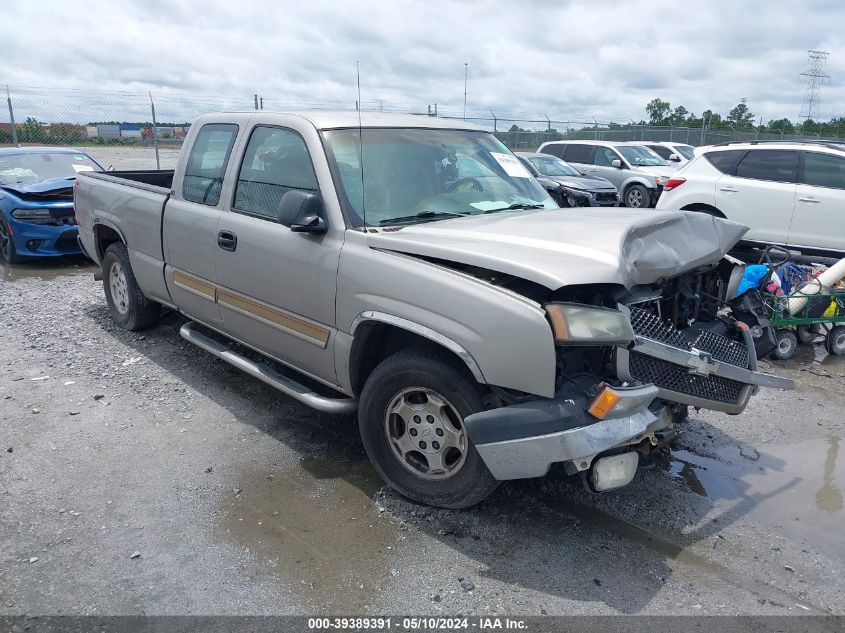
[802,152,845,190]
[593,147,619,167]
[649,145,672,159]
[182,124,238,206]
[233,126,319,222]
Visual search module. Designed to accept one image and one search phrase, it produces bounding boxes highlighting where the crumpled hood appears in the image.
[545,175,616,191]
[0,177,75,200]
[367,208,748,290]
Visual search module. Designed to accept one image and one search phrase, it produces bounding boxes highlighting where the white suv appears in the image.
[656,141,845,257]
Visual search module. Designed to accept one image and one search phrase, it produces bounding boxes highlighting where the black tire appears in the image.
[770,329,797,360]
[797,324,820,345]
[826,325,845,356]
[624,184,651,208]
[358,347,499,509]
[102,242,160,331]
[0,220,24,264]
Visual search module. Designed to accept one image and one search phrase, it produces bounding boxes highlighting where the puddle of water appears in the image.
[668,437,843,551]
[0,256,95,282]
[219,457,400,612]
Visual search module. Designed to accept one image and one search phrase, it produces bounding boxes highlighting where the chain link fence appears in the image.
[3,86,844,170]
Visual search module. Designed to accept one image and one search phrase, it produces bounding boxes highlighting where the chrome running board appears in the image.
[179,321,357,415]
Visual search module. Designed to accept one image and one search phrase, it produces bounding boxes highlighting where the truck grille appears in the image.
[626,307,751,406]
[629,352,745,404]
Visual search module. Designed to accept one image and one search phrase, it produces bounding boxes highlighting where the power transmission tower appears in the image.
[799,50,830,122]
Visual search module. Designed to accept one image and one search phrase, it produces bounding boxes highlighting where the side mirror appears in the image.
[669,154,681,162]
[277,190,327,235]
[611,159,623,169]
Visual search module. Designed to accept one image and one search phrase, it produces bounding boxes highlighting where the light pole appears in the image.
[463,63,468,120]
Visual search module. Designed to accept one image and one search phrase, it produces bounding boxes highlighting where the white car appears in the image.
[656,141,845,257]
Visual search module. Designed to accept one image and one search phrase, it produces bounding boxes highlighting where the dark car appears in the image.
[0,147,103,263]
[516,152,619,207]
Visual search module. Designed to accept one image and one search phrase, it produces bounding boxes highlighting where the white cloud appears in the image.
[1,0,843,126]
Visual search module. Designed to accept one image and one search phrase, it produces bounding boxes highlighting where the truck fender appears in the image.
[622,176,657,191]
[350,311,487,384]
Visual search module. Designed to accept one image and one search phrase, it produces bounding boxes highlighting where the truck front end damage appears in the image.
[464,265,794,491]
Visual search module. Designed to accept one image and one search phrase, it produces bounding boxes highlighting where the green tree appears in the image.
[645,98,671,125]
[19,117,48,143]
[768,118,795,134]
[727,102,755,129]
[48,123,85,144]
[669,106,689,125]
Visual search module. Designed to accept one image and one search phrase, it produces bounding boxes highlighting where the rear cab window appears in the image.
[562,144,594,164]
[801,152,845,190]
[232,126,319,222]
[182,123,239,206]
[734,150,798,183]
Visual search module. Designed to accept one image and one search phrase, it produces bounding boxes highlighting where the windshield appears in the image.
[617,145,669,167]
[323,128,556,227]
[0,152,101,185]
[674,144,695,160]
[527,155,581,177]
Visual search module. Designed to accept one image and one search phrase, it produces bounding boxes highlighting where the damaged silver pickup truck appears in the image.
[74,112,792,508]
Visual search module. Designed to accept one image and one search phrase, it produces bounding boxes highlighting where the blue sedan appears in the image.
[0,147,103,263]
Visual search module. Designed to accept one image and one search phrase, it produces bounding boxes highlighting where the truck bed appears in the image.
[86,170,175,192]
[75,169,174,307]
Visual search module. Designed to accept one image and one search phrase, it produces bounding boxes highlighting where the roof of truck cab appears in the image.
[196,110,486,131]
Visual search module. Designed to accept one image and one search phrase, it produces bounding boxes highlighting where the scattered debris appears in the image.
[204,466,213,474]
[233,487,242,496]
[593,578,602,587]
[430,594,442,603]
[31,376,50,382]
[460,580,475,592]
[784,565,795,573]
[69,410,80,416]
[740,446,760,461]
[122,357,142,367]
[30,408,40,414]
[130,551,141,560]
[6,447,12,453]
[29,557,38,563]
[63,381,76,386]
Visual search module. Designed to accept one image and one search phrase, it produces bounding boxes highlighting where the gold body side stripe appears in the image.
[172,270,216,300]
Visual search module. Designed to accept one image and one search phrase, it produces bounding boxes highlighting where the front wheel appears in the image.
[0,220,24,264]
[770,329,797,360]
[358,347,499,508]
[102,242,160,331]
[624,184,651,208]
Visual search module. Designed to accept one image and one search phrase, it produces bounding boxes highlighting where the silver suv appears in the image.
[537,140,678,208]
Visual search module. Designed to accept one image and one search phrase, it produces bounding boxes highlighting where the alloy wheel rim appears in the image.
[383,387,468,481]
[628,189,643,207]
[109,261,130,315]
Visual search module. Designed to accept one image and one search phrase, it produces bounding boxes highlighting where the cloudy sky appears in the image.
[2,0,844,126]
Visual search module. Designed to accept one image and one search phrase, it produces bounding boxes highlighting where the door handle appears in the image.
[719,186,739,193]
[217,230,237,252]
[798,196,820,203]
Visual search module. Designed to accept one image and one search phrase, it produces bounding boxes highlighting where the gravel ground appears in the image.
[1,262,844,616]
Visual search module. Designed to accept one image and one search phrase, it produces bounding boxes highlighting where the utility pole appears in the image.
[463,63,468,121]
[799,50,830,122]
[6,85,17,146]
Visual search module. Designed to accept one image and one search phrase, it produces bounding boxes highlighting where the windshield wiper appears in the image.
[379,210,470,226]
[483,203,545,214]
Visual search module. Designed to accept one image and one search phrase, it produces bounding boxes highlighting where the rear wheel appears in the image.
[624,184,650,208]
[102,242,160,331]
[358,347,499,508]
[0,220,24,264]
[770,329,797,360]
[826,325,845,356]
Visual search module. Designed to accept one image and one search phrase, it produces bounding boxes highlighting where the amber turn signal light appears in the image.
[588,385,621,419]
